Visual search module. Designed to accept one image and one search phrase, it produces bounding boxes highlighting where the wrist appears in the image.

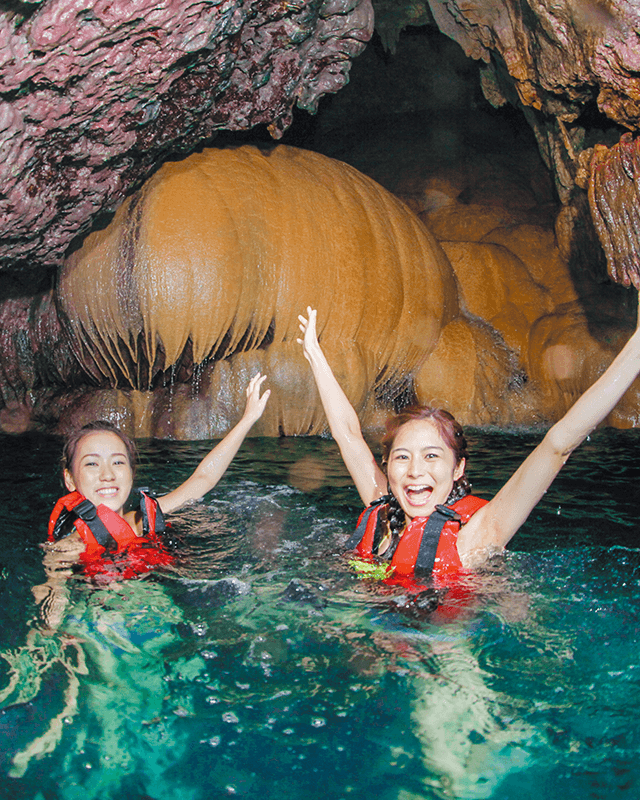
[239,410,258,427]
[307,345,328,368]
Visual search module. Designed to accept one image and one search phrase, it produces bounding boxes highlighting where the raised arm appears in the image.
[459,292,640,563]
[298,308,386,505]
[158,373,270,514]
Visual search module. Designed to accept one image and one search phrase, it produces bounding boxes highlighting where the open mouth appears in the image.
[403,484,433,506]
[97,487,119,498]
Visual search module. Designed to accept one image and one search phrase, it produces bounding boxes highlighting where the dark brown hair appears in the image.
[381,407,471,536]
[61,420,137,480]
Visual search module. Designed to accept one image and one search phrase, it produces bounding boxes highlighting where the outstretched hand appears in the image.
[243,372,270,423]
[297,307,320,364]
[158,372,271,515]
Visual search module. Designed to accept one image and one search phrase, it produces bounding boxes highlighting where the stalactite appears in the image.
[589,133,640,290]
[57,144,458,435]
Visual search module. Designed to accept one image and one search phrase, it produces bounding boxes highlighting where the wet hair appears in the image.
[381,406,471,538]
[61,420,137,480]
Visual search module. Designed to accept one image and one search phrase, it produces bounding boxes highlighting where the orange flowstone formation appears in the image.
[367,133,640,428]
[3,135,639,437]
[58,145,458,436]
[18,137,637,438]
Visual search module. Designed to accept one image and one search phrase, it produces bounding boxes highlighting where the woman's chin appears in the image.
[93,494,126,515]
[401,498,435,519]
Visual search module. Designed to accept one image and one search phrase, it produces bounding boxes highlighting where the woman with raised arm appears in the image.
[298,302,640,587]
[36,374,270,621]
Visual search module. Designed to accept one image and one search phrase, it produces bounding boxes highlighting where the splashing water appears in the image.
[0,429,639,799]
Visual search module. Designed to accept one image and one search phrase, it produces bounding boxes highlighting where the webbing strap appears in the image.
[137,488,166,535]
[414,504,461,575]
[73,499,118,551]
[50,507,75,542]
[345,495,388,550]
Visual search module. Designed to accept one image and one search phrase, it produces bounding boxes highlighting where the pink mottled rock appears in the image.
[0,0,372,270]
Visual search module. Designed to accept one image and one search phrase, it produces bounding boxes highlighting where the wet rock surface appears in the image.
[0,0,372,271]
[2,7,640,434]
[589,133,640,290]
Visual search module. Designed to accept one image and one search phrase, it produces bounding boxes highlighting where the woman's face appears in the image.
[64,431,134,516]
[386,419,465,521]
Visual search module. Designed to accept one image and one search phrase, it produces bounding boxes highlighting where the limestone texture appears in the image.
[421,0,640,130]
[0,0,372,271]
[2,7,640,436]
[321,109,640,428]
[1,145,459,436]
[589,133,640,289]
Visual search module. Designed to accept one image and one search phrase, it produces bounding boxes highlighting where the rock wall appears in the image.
[589,133,640,290]
[3,144,458,436]
[5,134,637,437]
[2,4,640,435]
[0,0,372,272]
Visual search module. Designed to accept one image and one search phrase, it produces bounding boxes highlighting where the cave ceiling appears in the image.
[1,0,639,281]
[0,0,373,277]
[1,0,640,436]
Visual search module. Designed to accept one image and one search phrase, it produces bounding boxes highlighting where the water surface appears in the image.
[1,429,639,799]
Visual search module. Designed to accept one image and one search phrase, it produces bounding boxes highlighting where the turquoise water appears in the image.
[1,429,639,799]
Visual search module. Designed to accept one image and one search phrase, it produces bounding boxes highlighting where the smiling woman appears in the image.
[62,427,136,515]
[384,410,468,516]
[298,299,640,593]
[36,374,270,625]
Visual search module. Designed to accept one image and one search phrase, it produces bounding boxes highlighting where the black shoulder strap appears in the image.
[414,504,461,575]
[137,488,166,535]
[345,495,388,550]
[50,507,76,542]
[72,499,118,552]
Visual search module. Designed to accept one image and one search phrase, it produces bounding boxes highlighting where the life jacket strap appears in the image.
[345,495,388,550]
[72,499,119,552]
[137,488,166,535]
[414,504,461,575]
[50,506,76,542]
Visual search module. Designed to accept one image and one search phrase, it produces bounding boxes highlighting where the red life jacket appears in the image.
[350,494,488,585]
[47,490,173,580]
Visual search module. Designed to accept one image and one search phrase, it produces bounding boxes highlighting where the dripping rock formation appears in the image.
[2,0,640,436]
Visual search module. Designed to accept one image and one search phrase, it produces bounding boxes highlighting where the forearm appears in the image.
[160,372,269,513]
[33,540,80,631]
[461,307,640,557]
[193,414,255,486]
[299,308,386,504]
[547,326,640,455]
[159,413,258,513]
[305,342,386,504]
[305,342,363,442]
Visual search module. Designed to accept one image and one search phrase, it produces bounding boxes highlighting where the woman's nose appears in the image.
[99,462,115,480]
[407,457,424,477]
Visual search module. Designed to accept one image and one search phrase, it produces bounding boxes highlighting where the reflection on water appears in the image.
[0,429,639,799]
